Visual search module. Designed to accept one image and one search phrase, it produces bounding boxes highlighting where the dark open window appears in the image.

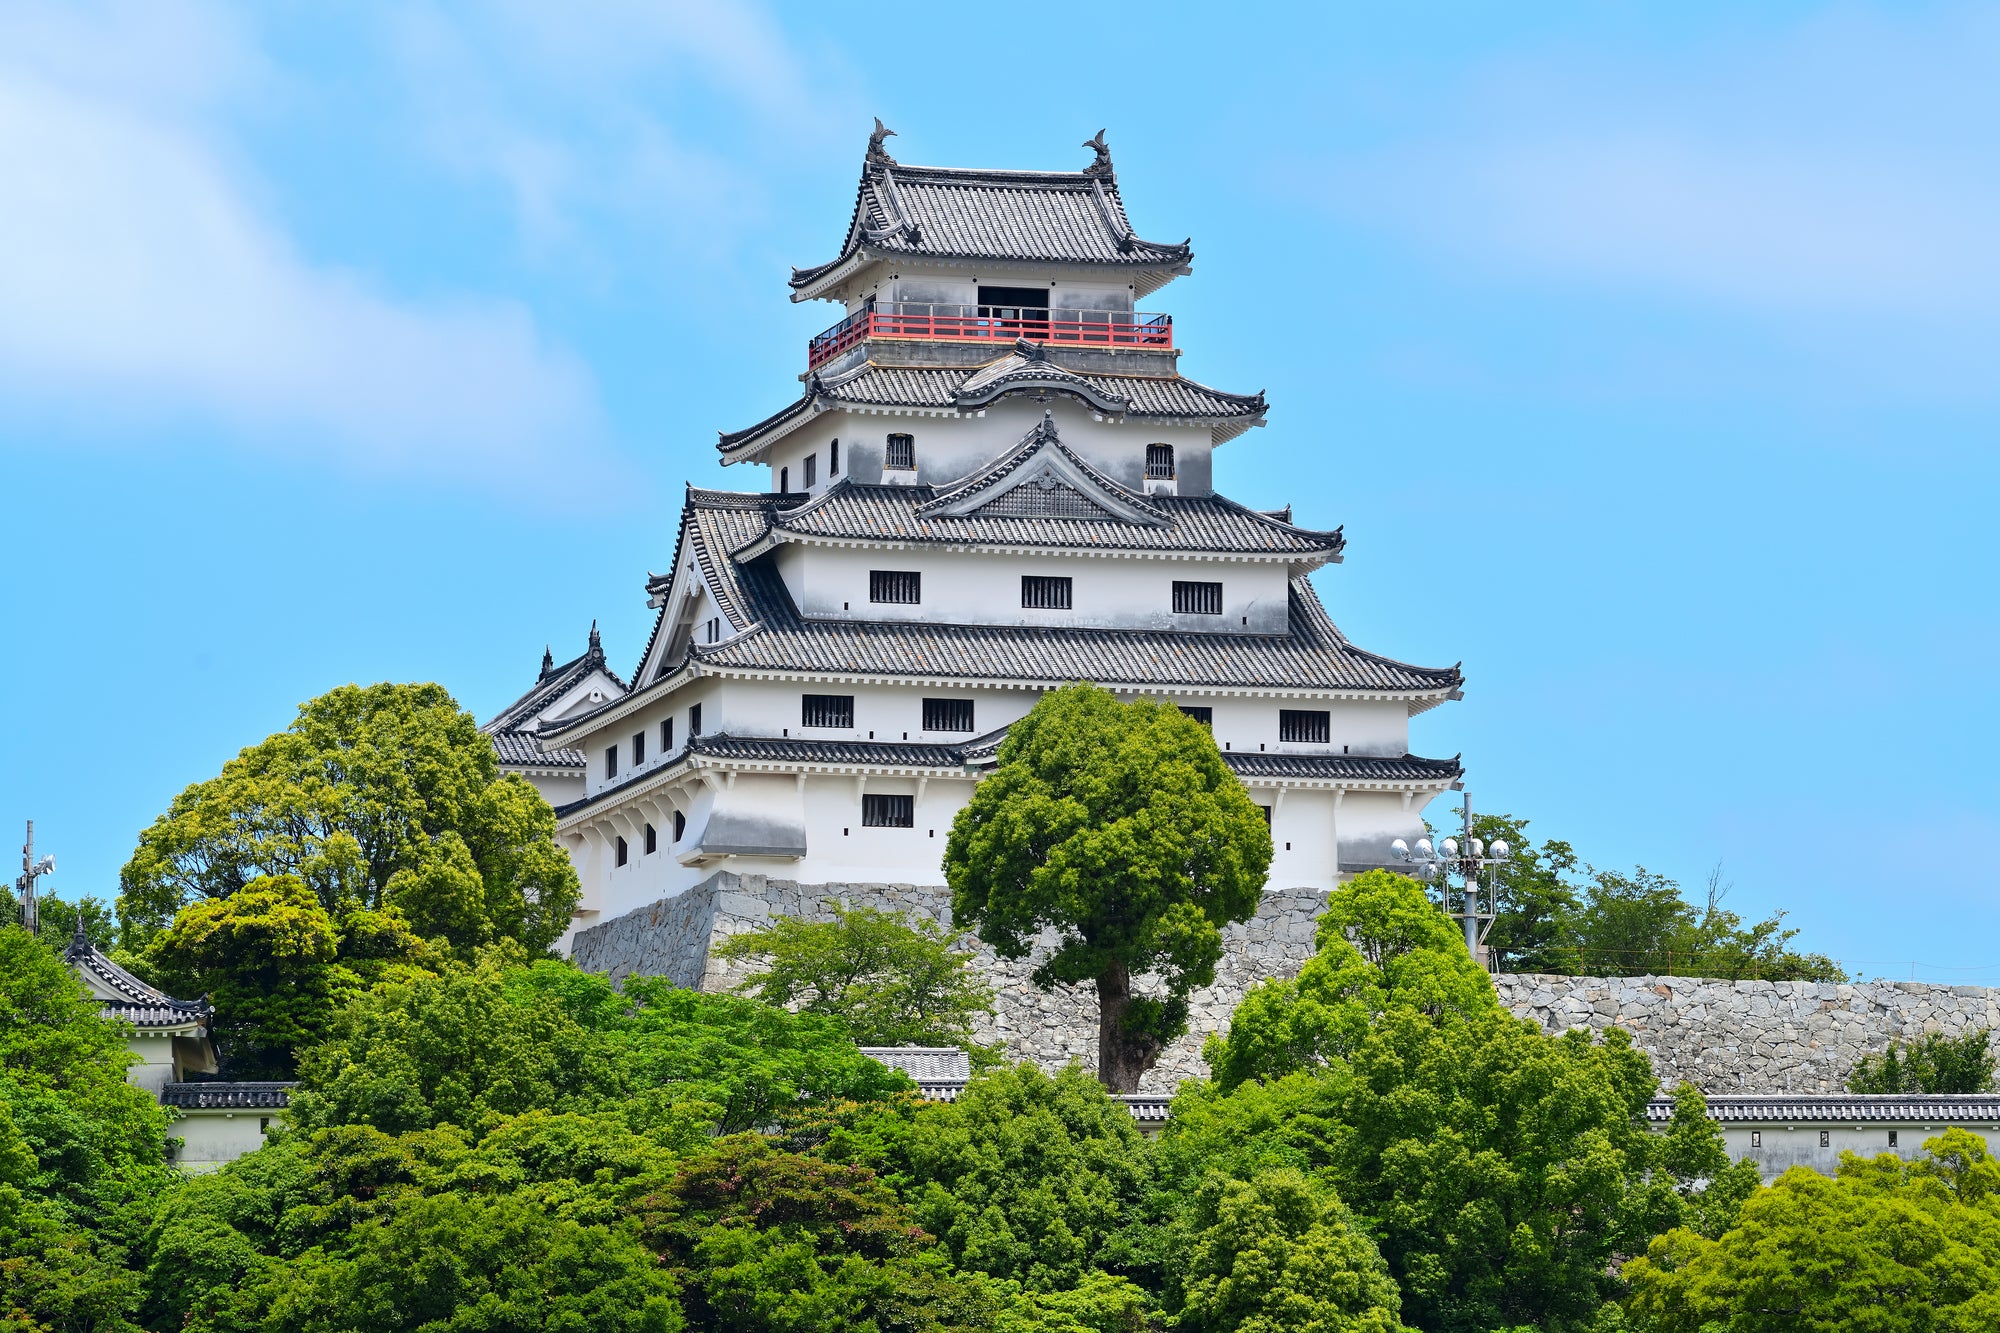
[605,744,619,778]
[870,570,921,603]
[1173,580,1223,615]
[804,453,817,487]
[661,718,673,752]
[1279,709,1330,743]
[780,466,789,493]
[644,823,657,854]
[830,438,840,475]
[923,698,974,732]
[632,730,646,765]
[1146,443,1175,480]
[673,810,686,841]
[801,694,854,728]
[885,434,915,470]
[1021,575,1072,609]
[863,794,914,827]
[978,285,1049,319]
[1179,705,1213,727]
[689,704,702,736]
[615,836,629,866]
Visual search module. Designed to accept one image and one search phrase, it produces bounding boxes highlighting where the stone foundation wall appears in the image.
[569,872,1328,1094]
[1494,974,2000,1093]
[569,876,2000,1094]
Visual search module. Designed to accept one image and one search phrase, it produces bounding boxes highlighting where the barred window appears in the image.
[1145,442,1175,480]
[923,698,975,732]
[644,823,657,854]
[1279,710,1330,743]
[863,794,914,827]
[885,433,915,470]
[1819,1130,1830,1148]
[689,704,702,736]
[1021,575,1072,609]
[1172,580,1222,615]
[870,570,921,604]
[801,694,855,728]
[803,453,817,488]
[1179,705,1213,727]
[605,744,619,779]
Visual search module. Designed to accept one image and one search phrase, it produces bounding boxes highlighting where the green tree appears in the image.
[1624,1129,2000,1331]
[944,684,1271,1091]
[1849,1028,1997,1094]
[713,902,996,1049]
[830,1064,1155,1294]
[1174,1168,1409,1333]
[118,681,579,955]
[143,875,437,1077]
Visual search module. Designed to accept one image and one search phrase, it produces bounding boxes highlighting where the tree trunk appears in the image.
[1096,961,1162,1094]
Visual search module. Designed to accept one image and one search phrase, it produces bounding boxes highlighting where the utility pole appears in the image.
[1389,793,1510,971]
[16,821,55,936]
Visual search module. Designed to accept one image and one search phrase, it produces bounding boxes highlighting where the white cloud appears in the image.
[0,0,611,480]
[1320,6,2000,394]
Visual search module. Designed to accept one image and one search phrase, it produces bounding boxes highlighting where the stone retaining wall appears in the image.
[570,876,2000,1094]
[1494,974,2000,1093]
[569,872,1328,1093]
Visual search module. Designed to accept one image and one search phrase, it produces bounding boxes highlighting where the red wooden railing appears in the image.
[808,303,1173,368]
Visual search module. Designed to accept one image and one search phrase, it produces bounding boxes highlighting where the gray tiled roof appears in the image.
[860,1047,974,1082]
[484,632,625,770]
[719,358,1264,456]
[491,732,585,768]
[66,928,211,1027]
[103,1000,210,1029]
[1222,752,1464,782]
[792,160,1191,294]
[1648,1094,2000,1124]
[161,1082,294,1110]
[759,483,1340,557]
[691,734,969,768]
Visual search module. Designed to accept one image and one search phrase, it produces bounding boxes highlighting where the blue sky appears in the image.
[3,2,1994,979]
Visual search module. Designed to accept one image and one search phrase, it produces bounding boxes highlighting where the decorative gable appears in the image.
[919,411,1166,527]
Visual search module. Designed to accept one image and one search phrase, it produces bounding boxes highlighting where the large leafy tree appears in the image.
[713,902,996,1049]
[118,681,579,955]
[944,684,1271,1091]
[1625,1129,2000,1331]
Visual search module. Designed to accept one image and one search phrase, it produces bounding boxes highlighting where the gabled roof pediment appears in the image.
[917,412,1165,526]
[950,341,1133,414]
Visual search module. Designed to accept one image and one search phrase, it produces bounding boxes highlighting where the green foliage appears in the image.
[118,681,580,956]
[1174,1168,1409,1333]
[1475,814,1845,981]
[945,683,1271,1090]
[1624,1129,2000,1331]
[713,901,996,1048]
[1849,1028,1997,1093]
[831,1064,1154,1294]
[1205,870,1495,1091]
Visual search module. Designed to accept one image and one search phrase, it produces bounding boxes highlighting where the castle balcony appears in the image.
[808,301,1173,370]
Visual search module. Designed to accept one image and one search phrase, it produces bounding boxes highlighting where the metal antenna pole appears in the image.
[16,820,53,936]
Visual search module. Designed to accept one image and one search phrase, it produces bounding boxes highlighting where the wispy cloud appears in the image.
[1318,6,2000,398]
[0,0,612,481]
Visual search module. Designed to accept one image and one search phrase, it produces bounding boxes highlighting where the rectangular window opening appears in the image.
[661,718,674,752]
[803,453,817,488]
[1179,705,1213,727]
[977,285,1050,320]
[689,704,702,736]
[885,433,915,471]
[644,824,657,855]
[1279,710,1331,744]
[1021,575,1073,609]
[830,438,840,475]
[802,694,855,729]
[1890,1130,1900,1148]
[863,794,915,827]
[605,744,619,779]
[870,570,921,604]
[673,810,686,842]
[632,731,646,765]
[1172,580,1223,615]
[1751,1130,1762,1148]
[923,698,975,733]
[1145,443,1176,480]
[1820,1130,1831,1148]
[615,836,628,867]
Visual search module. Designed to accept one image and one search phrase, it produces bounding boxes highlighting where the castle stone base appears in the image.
[569,874,2000,1094]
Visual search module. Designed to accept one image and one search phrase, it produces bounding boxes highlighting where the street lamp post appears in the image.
[16,820,55,936]
[1389,792,1509,970]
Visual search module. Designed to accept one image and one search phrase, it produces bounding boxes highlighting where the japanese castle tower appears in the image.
[505,127,1464,949]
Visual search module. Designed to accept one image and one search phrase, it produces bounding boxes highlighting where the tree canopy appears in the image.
[1848,1028,1997,1094]
[713,901,996,1050]
[118,681,579,955]
[944,683,1271,1091]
